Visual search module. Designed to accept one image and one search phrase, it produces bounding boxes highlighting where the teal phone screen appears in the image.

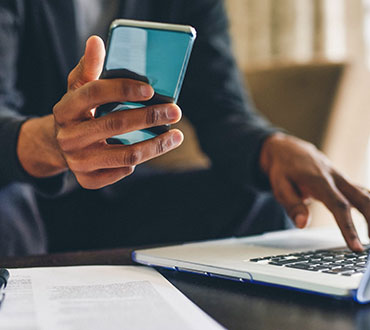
[99,24,196,145]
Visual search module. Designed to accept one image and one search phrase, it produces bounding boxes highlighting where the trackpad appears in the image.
[252,237,342,250]
[250,228,346,250]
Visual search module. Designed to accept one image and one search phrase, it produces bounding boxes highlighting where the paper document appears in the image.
[0,266,223,330]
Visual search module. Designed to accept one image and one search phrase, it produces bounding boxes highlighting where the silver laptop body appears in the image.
[133,227,370,303]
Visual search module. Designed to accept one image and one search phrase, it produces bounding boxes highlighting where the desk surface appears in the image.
[1,248,370,330]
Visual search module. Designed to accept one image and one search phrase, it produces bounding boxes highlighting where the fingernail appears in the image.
[140,85,153,98]
[166,106,180,120]
[171,131,183,147]
[295,214,307,228]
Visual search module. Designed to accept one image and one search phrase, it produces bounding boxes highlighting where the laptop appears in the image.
[132,226,370,303]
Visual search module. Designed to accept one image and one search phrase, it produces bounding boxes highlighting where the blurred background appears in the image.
[226,0,367,67]
[152,0,370,229]
[225,0,370,228]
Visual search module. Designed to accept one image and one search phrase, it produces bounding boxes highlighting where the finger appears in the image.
[332,172,370,235]
[57,104,182,151]
[75,166,136,190]
[67,129,184,172]
[311,177,363,251]
[271,175,310,228]
[54,79,154,124]
[68,36,106,91]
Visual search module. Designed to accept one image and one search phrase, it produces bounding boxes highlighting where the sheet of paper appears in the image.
[0,266,223,330]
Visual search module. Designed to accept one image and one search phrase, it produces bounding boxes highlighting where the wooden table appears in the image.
[1,248,370,330]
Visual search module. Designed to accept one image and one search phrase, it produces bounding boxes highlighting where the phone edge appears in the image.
[110,19,197,37]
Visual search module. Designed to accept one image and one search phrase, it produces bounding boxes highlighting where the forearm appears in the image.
[17,115,67,178]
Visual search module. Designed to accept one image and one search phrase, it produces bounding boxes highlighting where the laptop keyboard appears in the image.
[250,246,370,276]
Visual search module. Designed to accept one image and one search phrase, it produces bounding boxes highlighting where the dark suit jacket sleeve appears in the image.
[0,0,27,188]
[0,0,65,194]
[178,0,279,191]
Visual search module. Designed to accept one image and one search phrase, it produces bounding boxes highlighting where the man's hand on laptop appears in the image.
[260,133,370,252]
[17,36,183,189]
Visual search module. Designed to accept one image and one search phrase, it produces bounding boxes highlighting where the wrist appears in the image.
[259,132,287,175]
[17,115,67,178]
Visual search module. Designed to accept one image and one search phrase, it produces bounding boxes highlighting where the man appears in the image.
[0,0,369,256]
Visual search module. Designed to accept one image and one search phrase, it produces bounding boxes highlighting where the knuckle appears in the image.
[334,199,351,213]
[124,148,142,166]
[66,158,84,173]
[81,81,99,106]
[87,81,99,99]
[67,154,94,173]
[52,103,60,116]
[56,131,73,152]
[146,107,159,126]
[120,82,134,99]
[343,222,356,232]
[52,102,65,124]
[66,159,79,172]
[103,116,126,134]
[347,232,359,242]
[156,138,166,154]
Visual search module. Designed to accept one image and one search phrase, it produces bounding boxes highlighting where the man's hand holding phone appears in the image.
[17,36,183,189]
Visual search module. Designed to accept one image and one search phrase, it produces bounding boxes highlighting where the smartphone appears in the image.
[95,19,197,145]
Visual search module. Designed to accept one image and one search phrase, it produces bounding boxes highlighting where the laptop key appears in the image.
[344,254,358,258]
[355,268,367,272]
[270,258,307,265]
[342,260,356,265]
[250,257,272,262]
[312,265,330,271]
[323,267,355,274]
[286,263,311,270]
[268,262,284,266]
[305,268,320,272]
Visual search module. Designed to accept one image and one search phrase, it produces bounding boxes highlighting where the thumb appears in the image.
[68,36,106,91]
[272,176,310,228]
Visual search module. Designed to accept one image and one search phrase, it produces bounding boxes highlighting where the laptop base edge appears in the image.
[132,251,361,303]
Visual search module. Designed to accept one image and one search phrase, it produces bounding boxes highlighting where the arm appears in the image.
[180,0,370,251]
[16,36,183,189]
[260,133,370,251]
[0,1,182,191]
[0,1,182,190]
